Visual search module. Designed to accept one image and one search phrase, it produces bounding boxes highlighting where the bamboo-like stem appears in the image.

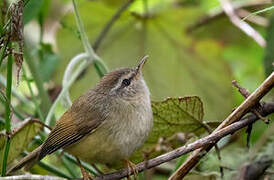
[1,46,12,176]
[22,66,44,121]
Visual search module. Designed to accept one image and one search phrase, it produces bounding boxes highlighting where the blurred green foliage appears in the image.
[57,0,234,122]
[0,0,273,179]
[264,14,274,77]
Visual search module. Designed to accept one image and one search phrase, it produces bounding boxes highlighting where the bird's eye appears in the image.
[122,79,131,86]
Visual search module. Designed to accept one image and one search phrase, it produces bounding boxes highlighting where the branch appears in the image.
[187,1,271,32]
[96,102,274,180]
[169,72,274,180]
[93,0,135,51]
[218,0,266,47]
[1,175,66,180]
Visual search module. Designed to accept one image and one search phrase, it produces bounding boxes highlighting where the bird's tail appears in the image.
[7,145,42,175]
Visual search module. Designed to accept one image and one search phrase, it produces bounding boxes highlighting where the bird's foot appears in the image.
[76,157,93,180]
[82,169,93,180]
[124,159,138,180]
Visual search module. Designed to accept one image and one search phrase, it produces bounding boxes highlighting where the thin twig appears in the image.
[218,0,266,47]
[232,80,269,123]
[187,1,271,32]
[169,72,274,180]
[95,102,274,180]
[30,119,52,131]
[93,0,134,51]
[0,175,66,180]
[237,9,268,27]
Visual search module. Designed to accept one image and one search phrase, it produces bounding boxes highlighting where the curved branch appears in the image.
[218,0,266,47]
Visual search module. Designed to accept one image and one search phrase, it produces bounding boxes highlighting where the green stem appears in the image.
[22,66,44,121]
[61,156,79,178]
[142,0,148,15]
[72,0,108,77]
[37,161,72,179]
[1,46,12,176]
[1,140,10,176]
[24,45,52,119]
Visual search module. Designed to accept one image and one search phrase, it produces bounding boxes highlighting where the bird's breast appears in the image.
[66,96,153,164]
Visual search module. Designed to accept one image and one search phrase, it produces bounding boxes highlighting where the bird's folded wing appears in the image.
[39,95,105,160]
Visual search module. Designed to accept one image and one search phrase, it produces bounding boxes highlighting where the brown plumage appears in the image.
[7,56,153,175]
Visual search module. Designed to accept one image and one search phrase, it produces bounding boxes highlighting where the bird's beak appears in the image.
[136,55,149,75]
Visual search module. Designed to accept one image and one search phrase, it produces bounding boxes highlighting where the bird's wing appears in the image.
[39,93,106,159]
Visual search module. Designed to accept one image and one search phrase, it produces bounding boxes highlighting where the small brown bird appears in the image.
[7,56,153,178]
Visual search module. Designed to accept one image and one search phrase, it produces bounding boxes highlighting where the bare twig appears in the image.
[30,118,52,131]
[218,0,266,47]
[1,175,66,180]
[187,1,271,32]
[169,72,274,180]
[237,9,268,27]
[95,102,274,180]
[93,0,134,51]
[246,124,253,148]
[232,80,269,123]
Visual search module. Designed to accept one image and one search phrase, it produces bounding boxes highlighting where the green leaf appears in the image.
[263,14,274,77]
[24,0,44,24]
[38,43,59,82]
[0,117,4,131]
[56,1,234,122]
[129,96,205,163]
[0,119,43,169]
[38,0,51,26]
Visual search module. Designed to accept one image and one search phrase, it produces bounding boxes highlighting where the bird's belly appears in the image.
[65,106,153,165]
[65,128,125,164]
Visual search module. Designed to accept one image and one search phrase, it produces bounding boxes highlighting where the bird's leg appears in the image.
[124,159,138,180]
[76,157,93,180]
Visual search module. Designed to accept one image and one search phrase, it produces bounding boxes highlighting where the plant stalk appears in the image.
[1,45,12,176]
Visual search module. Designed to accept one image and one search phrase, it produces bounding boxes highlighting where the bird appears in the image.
[7,56,153,179]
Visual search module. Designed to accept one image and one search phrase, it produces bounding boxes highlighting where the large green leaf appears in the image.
[129,96,206,164]
[0,119,42,169]
[23,0,44,24]
[264,14,274,77]
[56,0,234,122]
